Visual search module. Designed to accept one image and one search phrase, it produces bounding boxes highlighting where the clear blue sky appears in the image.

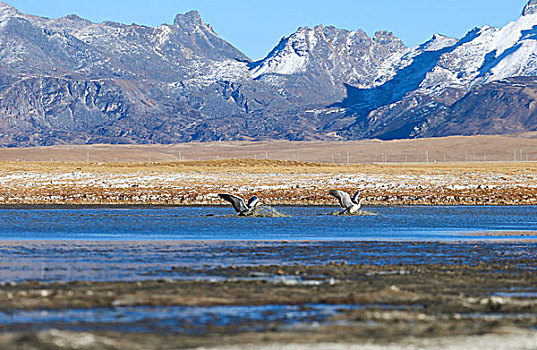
[6,0,530,60]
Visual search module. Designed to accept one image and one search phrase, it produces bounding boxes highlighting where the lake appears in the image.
[0,206,535,241]
[1,206,537,339]
[0,206,536,283]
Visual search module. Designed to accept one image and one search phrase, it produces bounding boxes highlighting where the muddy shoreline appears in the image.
[1,262,537,349]
[1,241,537,349]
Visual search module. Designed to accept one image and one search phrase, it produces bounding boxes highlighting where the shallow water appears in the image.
[0,304,370,334]
[493,292,537,298]
[0,240,536,283]
[0,206,535,241]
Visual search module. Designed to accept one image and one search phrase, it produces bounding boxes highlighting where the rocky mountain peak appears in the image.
[374,30,396,38]
[61,14,86,22]
[523,0,537,16]
[373,30,405,47]
[0,1,20,20]
[419,33,457,51]
[174,10,212,31]
[0,1,14,10]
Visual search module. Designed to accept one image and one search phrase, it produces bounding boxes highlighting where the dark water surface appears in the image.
[1,240,536,283]
[0,206,536,283]
[0,206,536,241]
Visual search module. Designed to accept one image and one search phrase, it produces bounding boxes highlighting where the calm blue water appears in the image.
[0,206,536,241]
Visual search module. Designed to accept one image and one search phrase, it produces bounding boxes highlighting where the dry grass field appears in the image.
[0,135,537,163]
[0,158,535,206]
[0,135,536,206]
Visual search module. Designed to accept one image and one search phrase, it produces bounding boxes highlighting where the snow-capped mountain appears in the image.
[425,8,537,90]
[310,0,537,139]
[0,2,247,79]
[0,0,537,146]
[251,26,406,87]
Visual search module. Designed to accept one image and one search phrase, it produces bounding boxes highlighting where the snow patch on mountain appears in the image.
[250,28,311,78]
[423,12,537,90]
[181,59,250,86]
[420,34,458,52]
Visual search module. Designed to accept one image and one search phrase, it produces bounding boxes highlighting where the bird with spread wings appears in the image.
[329,190,365,214]
[218,194,261,216]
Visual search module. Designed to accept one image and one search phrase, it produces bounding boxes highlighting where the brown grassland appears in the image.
[1,135,537,163]
[0,135,536,206]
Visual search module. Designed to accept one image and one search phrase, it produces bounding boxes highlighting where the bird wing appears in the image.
[329,190,353,209]
[218,194,248,213]
[351,190,361,204]
[247,196,260,209]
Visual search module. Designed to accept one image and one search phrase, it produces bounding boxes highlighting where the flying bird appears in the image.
[329,190,365,214]
[218,194,262,216]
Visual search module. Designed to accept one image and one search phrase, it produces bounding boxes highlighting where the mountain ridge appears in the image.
[0,1,536,146]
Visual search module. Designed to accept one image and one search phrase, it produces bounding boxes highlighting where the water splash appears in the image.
[249,205,290,217]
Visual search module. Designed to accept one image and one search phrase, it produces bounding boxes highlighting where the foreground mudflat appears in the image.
[1,241,537,349]
[0,160,536,206]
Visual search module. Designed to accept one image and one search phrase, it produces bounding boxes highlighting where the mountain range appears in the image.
[1,0,537,146]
